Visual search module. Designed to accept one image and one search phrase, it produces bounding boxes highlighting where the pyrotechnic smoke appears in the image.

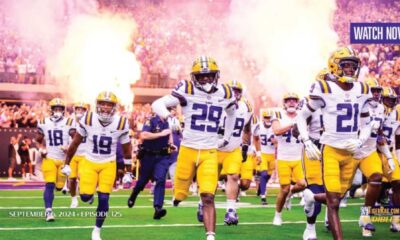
[228,0,338,102]
[3,0,140,107]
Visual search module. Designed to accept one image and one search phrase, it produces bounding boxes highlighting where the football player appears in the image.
[152,56,237,240]
[258,109,277,205]
[272,92,306,226]
[294,69,328,240]
[36,98,76,221]
[297,47,376,240]
[68,102,89,208]
[352,78,386,237]
[215,80,260,225]
[62,91,132,240]
[380,87,400,232]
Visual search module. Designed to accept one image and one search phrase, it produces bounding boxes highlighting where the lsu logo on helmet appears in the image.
[49,98,65,121]
[191,56,220,93]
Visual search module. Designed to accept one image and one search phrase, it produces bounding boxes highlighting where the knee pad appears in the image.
[80,194,94,202]
[308,184,324,194]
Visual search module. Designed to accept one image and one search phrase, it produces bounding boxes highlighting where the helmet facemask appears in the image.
[232,87,242,101]
[192,72,219,93]
[263,116,272,128]
[74,107,87,120]
[50,106,65,122]
[96,101,116,124]
[337,58,360,83]
[284,98,299,113]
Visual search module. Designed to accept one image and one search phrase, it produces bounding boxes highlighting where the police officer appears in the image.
[127,113,173,220]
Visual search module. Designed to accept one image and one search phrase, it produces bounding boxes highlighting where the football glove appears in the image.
[61,165,71,176]
[388,158,396,174]
[303,139,321,160]
[345,139,362,154]
[241,144,249,162]
[122,172,133,184]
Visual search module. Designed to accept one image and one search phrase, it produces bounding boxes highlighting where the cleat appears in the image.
[91,228,102,240]
[45,210,55,222]
[224,209,239,225]
[70,198,79,208]
[390,223,400,232]
[362,228,372,237]
[61,187,69,195]
[197,203,204,222]
[303,189,315,217]
[272,214,282,226]
[173,199,181,207]
[239,191,247,197]
[284,195,292,210]
[261,198,267,205]
[153,208,167,220]
[127,194,137,208]
[206,234,215,240]
[303,228,317,240]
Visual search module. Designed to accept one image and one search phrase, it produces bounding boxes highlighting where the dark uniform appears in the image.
[128,115,170,219]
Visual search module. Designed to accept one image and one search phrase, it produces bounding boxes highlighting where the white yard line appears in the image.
[0,219,359,231]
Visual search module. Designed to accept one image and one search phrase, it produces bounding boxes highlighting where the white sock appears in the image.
[306,223,315,231]
[206,231,215,236]
[45,208,52,212]
[260,195,266,198]
[227,199,236,211]
[94,226,101,232]
[198,200,203,205]
[71,196,78,201]
[275,211,281,217]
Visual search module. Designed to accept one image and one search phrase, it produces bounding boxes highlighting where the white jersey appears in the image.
[219,99,253,152]
[307,80,372,149]
[259,123,275,154]
[73,117,87,156]
[38,117,75,161]
[172,80,236,149]
[77,112,130,163]
[354,102,385,159]
[308,109,323,140]
[272,110,303,161]
[383,107,400,148]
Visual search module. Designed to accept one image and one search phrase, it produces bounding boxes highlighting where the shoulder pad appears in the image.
[84,112,93,126]
[396,108,400,122]
[242,98,253,113]
[221,83,233,99]
[251,114,258,124]
[182,80,195,95]
[275,111,282,119]
[316,80,332,94]
[359,82,370,95]
[39,117,45,125]
[117,116,128,130]
[66,117,74,126]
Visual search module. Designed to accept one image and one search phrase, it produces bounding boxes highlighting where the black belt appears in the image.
[142,148,170,156]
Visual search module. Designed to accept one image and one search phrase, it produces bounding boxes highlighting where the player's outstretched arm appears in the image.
[152,95,179,119]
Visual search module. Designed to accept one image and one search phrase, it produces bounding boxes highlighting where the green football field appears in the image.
[0,188,398,240]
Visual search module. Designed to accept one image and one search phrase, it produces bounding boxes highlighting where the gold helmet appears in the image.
[228,80,243,100]
[381,87,397,109]
[74,101,89,120]
[49,98,65,121]
[364,77,381,90]
[328,47,360,83]
[316,68,330,81]
[262,109,274,118]
[96,91,118,123]
[262,109,274,127]
[283,92,299,113]
[191,56,220,93]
